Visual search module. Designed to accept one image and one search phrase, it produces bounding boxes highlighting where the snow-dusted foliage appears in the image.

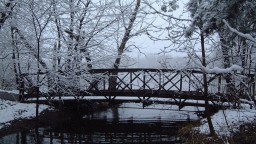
[0,0,151,94]
[161,0,179,12]
[153,0,256,81]
[186,0,256,70]
[186,0,256,34]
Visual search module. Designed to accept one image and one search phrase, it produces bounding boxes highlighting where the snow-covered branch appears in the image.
[189,53,243,74]
[223,19,256,43]
[203,65,243,74]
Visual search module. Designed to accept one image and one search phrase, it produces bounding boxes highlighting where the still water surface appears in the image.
[0,103,199,144]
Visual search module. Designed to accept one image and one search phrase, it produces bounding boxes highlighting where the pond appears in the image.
[0,103,200,144]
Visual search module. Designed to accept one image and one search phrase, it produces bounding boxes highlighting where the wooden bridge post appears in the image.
[188,72,191,92]
[18,75,25,101]
[159,71,161,91]
[252,75,255,103]
[108,69,118,101]
[179,72,183,92]
[130,72,133,89]
[109,70,117,91]
[143,70,146,100]
[218,75,221,93]
[35,85,40,122]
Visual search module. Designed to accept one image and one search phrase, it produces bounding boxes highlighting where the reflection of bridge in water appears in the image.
[6,119,185,144]
[19,69,255,108]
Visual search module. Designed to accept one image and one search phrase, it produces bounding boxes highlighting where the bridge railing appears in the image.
[86,69,255,102]
[18,68,255,104]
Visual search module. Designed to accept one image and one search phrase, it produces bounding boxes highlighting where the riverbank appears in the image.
[179,104,256,143]
[179,121,256,144]
[0,109,81,138]
[0,90,20,101]
[0,98,51,130]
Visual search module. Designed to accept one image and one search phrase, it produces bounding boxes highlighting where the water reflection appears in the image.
[2,120,184,144]
[0,103,198,144]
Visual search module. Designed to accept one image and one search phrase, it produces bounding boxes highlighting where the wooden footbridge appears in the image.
[19,68,256,108]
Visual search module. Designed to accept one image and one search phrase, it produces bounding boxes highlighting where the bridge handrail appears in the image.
[19,68,256,76]
[88,68,255,75]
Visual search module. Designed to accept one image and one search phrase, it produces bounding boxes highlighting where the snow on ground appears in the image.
[0,90,19,94]
[0,99,50,129]
[197,104,256,137]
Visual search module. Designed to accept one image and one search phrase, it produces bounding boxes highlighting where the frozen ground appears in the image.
[0,99,50,130]
[197,104,256,137]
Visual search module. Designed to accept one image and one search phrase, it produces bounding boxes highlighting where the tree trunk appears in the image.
[219,30,236,101]
[110,0,141,90]
[240,38,247,73]
[11,27,19,87]
[9,4,21,91]
[201,32,215,136]
[52,0,62,94]
[220,36,231,69]
[113,0,141,69]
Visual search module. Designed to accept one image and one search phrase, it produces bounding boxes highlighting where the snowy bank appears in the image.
[0,99,50,129]
[197,105,256,137]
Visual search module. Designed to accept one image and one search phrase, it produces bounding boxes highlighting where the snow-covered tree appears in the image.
[144,0,256,136]
[0,0,155,95]
[186,0,256,70]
